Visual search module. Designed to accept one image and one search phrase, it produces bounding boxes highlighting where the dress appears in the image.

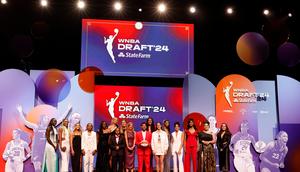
[71,135,81,172]
[96,132,110,172]
[184,130,198,172]
[198,131,216,172]
[217,132,231,171]
[60,126,70,172]
[42,127,58,172]
[125,131,135,170]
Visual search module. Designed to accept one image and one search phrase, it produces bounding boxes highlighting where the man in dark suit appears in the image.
[109,127,125,172]
[135,122,152,172]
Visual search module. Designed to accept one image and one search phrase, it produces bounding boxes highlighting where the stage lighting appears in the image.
[263,9,270,16]
[114,1,122,11]
[189,6,196,14]
[138,8,142,12]
[40,0,48,7]
[157,3,166,13]
[1,0,7,4]
[77,0,85,9]
[226,7,234,15]
[135,22,143,30]
[288,12,292,17]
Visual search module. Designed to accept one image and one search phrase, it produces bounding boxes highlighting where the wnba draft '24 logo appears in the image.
[223,81,233,108]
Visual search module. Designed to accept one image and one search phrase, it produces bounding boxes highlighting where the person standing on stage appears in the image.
[217,123,231,172]
[70,123,82,172]
[81,123,97,172]
[2,129,31,172]
[184,119,198,172]
[42,118,58,172]
[124,122,136,172]
[146,117,155,170]
[171,122,184,172]
[109,127,125,172]
[198,121,216,172]
[151,122,169,172]
[120,119,127,135]
[136,122,152,172]
[96,121,110,172]
[59,119,71,172]
[162,120,172,172]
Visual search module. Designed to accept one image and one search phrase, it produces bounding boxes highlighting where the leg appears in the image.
[173,153,178,172]
[184,148,191,172]
[160,155,165,172]
[191,146,197,172]
[155,155,160,172]
[178,152,184,172]
[83,154,89,172]
[112,154,117,172]
[15,160,24,172]
[145,153,151,172]
[119,154,124,172]
[137,154,143,172]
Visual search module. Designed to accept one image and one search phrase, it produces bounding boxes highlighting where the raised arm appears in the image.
[17,105,37,130]
[56,104,72,125]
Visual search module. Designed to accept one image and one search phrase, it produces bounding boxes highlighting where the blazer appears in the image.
[109,134,125,156]
[151,130,169,155]
[135,131,152,155]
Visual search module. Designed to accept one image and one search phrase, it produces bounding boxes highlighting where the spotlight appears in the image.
[77,0,85,9]
[288,12,292,17]
[226,7,234,15]
[114,1,122,11]
[263,9,270,16]
[189,6,196,14]
[135,22,143,30]
[138,8,142,12]
[1,0,7,4]
[157,3,166,13]
[40,0,48,7]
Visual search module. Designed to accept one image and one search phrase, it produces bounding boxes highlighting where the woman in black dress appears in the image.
[70,123,82,172]
[217,123,231,172]
[198,121,216,172]
[96,121,110,172]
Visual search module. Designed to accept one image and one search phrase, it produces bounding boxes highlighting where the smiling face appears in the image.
[175,123,180,132]
[221,123,227,131]
[156,122,162,130]
[62,119,69,127]
[74,123,81,131]
[204,122,210,131]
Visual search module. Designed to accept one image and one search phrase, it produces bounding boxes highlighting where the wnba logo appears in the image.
[104,28,119,63]
[223,81,233,108]
[106,91,120,118]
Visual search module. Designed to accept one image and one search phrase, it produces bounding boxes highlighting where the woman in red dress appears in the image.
[184,119,198,172]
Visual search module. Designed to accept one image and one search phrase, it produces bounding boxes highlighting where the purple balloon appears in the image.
[277,42,300,67]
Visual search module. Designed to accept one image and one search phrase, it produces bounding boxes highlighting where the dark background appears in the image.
[0,0,299,85]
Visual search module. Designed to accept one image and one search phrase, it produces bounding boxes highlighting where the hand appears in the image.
[82,150,85,156]
[71,149,75,156]
[116,146,119,150]
[178,149,181,154]
[17,105,22,113]
[61,147,66,152]
[92,150,97,156]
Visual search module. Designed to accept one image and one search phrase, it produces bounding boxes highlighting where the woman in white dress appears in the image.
[151,122,169,172]
[171,122,184,172]
[42,118,58,172]
[59,119,71,172]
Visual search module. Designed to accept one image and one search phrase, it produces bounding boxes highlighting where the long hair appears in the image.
[187,118,197,130]
[48,118,56,127]
[99,121,108,134]
[163,120,170,133]
[73,122,82,133]
[146,117,155,132]
[217,123,231,136]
